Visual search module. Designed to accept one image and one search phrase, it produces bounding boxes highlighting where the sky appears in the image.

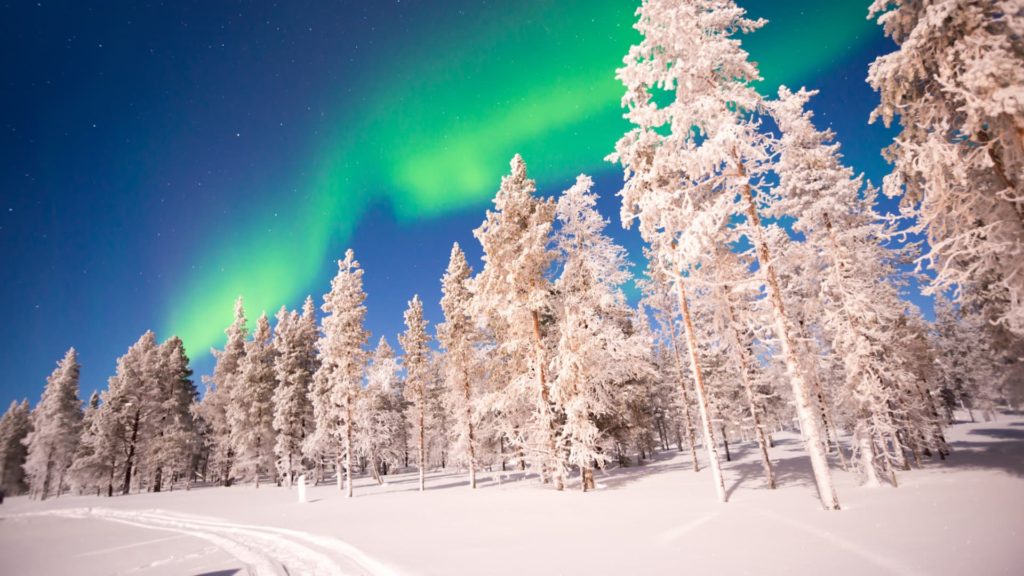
[1,0,903,407]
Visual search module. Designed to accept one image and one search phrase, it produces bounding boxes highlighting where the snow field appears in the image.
[3,413,1023,575]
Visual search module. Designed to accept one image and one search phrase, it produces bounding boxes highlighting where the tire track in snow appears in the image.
[7,507,405,576]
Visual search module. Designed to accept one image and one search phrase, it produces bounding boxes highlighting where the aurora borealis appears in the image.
[2,1,896,404]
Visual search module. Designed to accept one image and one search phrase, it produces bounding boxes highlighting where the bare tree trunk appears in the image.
[739,174,840,510]
[675,278,727,503]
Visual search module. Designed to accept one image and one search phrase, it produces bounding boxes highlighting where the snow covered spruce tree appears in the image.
[23,348,82,499]
[438,243,480,488]
[400,295,432,492]
[105,332,162,495]
[610,0,840,508]
[272,298,318,487]
[868,0,1024,336]
[148,336,200,492]
[199,297,247,486]
[471,155,564,489]
[230,313,278,487]
[354,337,405,483]
[552,174,653,491]
[0,399,31,495]
[310,249,370,496]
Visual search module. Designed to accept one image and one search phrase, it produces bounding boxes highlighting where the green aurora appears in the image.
[163,1,878,355]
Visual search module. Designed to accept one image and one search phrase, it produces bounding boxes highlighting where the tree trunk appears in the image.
[722,297,775,489]
[720,425,731,463]
[418,395,426,492]
[530,309,564,491]
[581,466,595,492]
[122,409,141,496]
[856,420,881,487]
[675,278,727,503]
[739,174,839,510]
[344,393,354,498]
[462,365,477,489]
[666,318,700,472]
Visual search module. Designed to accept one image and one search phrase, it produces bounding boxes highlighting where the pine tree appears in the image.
[400,295,432,492]
[355,337,405,483]
[272,298,318,487]
[0,399,31,495]
[23,348,83,499]
[552,174,653,490]
[438,243,480,488]
[868,0,1024,336]
[106,333,165,494]
[610,0,839,509]
[471,155,563,489]
[199,297,247,486]
[312,249,370,497]
[230,313,278,487]
[148,337,199,492]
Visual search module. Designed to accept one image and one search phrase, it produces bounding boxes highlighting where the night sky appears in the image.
[1,1,902,406]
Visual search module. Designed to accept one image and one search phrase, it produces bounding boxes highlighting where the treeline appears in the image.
[2,0,1021,511]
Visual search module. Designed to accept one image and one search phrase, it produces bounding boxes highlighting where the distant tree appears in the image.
[310,250,370,497]
[230,313,278,487]
[0,399,31,495]
[552,174,653,490]
[400,295,432,492]
[354,337,405,483]
[437,243,480,488]
[23,348,82,499]
[199,297,247,486]
[272,298,318,487]
[471,155,563,489]
[148,336,200,492]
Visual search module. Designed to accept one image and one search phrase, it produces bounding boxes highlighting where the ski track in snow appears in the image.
[753,507,927,576]
[656,512,719,546]
[7,507,406,576]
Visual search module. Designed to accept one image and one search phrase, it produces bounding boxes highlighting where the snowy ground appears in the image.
[2,413,1023,576]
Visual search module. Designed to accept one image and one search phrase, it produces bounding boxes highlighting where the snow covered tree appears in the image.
[552,174,654,490]
[771,85,942,486]
[199,297,247,486]
[400,295,432,492]
[68,390,113,495]
[230,313,278,487]
[311,249,370,497]
[610,0,839,508]
[272,297,318,487]
[0,399,31,495]
[640,258,700,471]
[355,337,405,483]
[104,332,164,495]
[148,336,200,491]
[471,155,563,489]
[438,243,480,488]
[23,348,82,499]
[868,0,1024,335]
